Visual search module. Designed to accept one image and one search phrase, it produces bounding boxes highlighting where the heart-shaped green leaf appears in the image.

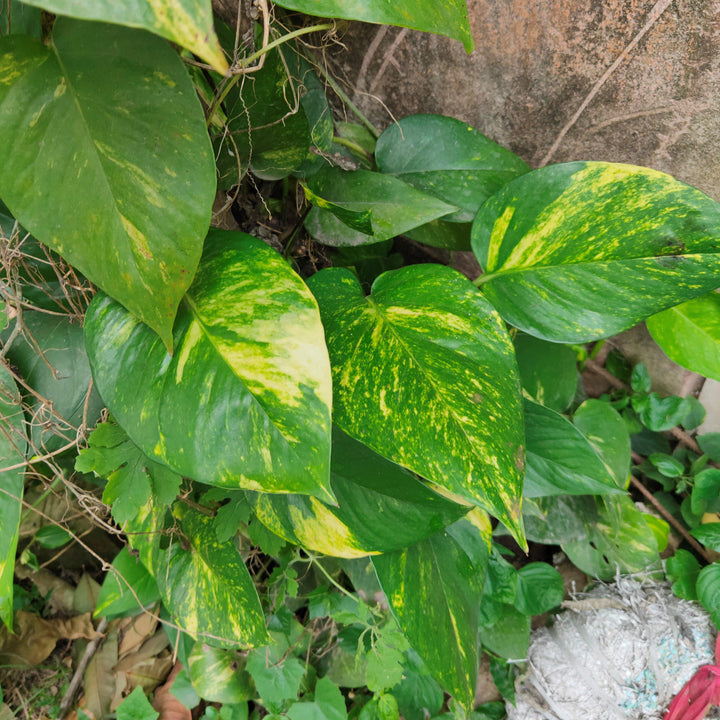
[0,362,27,629]
[472,162,720,342]
[20,0,227,72]
[250,427,468,557]
[376,114,529,223]
[271,0,474,52]
[372,513,491,712]
[647,293,720,382]
[0,19,215,349]
[85,230,333,502]
[308,264,525,544]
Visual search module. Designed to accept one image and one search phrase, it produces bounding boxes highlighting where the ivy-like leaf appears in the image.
[372,513,491,712]
[0,362,27,629]
[250,427,467,558]
[308,265,525,543]
[271,0,474,52]
[376,115,529,223]
[0,19,215,349]
[472,162,720,342]
[20,0,227,72]
[85,231,333,502]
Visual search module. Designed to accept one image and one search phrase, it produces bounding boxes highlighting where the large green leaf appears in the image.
[2,312,104,454]
[0,362,27,629]
[523,399,622,497]
[272,0,474,52]
[372,513,491,712]
[472,162,720,342]
[20,0,227,72]
[647,293,720,381]
[303,167,458,245]
[1,0,41,36]
[249,427,468,558]
[0,19,215,349]
[85,230,334,502]
[308,265,525,543]
[375,115,529,223]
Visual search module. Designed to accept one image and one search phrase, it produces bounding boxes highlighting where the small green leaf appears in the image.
[301,183,374,234]
[188,643,254,703]
[648,453,684,478]
[697,563,720,628]
[116,687,159,720]
[0,20,216,349]
[698,433,720,462]
[309,265,525,543]
[247,651,305,714]
[85,231,333,502]
[95,547,160,619]
[513,563,564,616]
[472,162,720,342]
[632,393,694,432]
[666,549,702,600]
[304,167,458,245]
[513,334,578,412]
[271,0,474,52]
[691,523,720,552]
[34,525,72,549]
[631,363,652,393]
[376,115,529,223]
[0,362,27,629]
[691,469,720,516]
[647,293,720,382]
[523,399,622,497]
[21,0,227,72]
[286,677,348,720]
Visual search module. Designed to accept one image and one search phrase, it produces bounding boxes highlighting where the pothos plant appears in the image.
[2,0,720,717]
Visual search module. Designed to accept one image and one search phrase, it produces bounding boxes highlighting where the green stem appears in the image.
[332,135,372,159]
[307,554,355,599]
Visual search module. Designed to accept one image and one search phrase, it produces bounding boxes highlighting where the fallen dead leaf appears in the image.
[117,611,158,656]
[0,611,101,666]
[14,565,76,615]
[79,626,118,720]
[153,662,192,720]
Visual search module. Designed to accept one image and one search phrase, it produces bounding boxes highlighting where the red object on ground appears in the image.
[664,635,720,720]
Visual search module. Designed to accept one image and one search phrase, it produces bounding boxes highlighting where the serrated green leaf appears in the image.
[308,265,525,543]
[1,312,104,454]
[85,230,333,502]
[372,514,491,712]
[513,562,564,616]
[0,20,215,348]
[188,643,253,703]
[513,334,578,412]
[376,115,529,223]
[647,293,720,382]
[523,399,622,497]
[304,167,459,245]
[0,362,27,629]
[20,0,227,72]
[472,162,720,342]
[250,427,467,558]
[116,687,159,720]
[666,549,702,600]
[247,650,305,714]
[95,546,161,619]
[697,562,720,628]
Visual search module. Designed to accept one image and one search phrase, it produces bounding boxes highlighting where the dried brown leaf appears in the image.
[153,662,192,720]
[80,627,118,720]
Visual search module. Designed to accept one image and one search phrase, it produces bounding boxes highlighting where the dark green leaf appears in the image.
[372,513,492,712]
[302,183,374,234]
[21,0,227,71]
[390,651,443,720]
[522,495,595,546]
[487,656,515,705]
[246,650,305,714]
[513,334,578,412]
[690,523,720,552]
[309,265,525,542]
[647,293,720,382]
[304,167,458,245]
[691,469,720,515]
[188,643,253,703]
[85,231,333,502]
[523,399,622,497]
[681,396,706,431]
[632,393,694,432]
[0,20,215,348]
[472,162,720,342]
[697,563,720,628]
[1,0,41,36]
[95,547,161,619]
[286,677,348,720]
[2,312,104,454]
[34,525,71,549]
[666,549,701,601]
[271,0,474,52]
[0,362,27,629]
[479,605,529,660]
[631,363,652,393]
[698,433,720,462]
[513,563,564,616]
[404,220,472,251]
[250,427,467,558]
[376,115,529,223]
[648,453,684,478]
[573,400,631,489]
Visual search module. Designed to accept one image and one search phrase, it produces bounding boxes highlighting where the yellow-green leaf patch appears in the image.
[472,162,720,342]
